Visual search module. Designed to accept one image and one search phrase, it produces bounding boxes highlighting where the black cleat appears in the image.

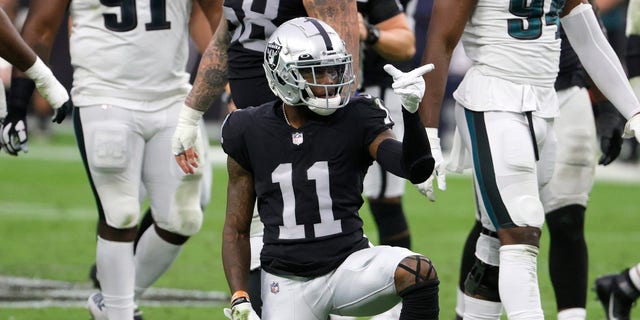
[595,271,639,320]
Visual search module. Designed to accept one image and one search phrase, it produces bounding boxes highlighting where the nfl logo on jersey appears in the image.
[292,132,303,145]
[270,281,280,294]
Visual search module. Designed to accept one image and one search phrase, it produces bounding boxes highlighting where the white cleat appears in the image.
[86,292,108,320]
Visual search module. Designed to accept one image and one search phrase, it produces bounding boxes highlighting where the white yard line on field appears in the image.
[0,276,228,308]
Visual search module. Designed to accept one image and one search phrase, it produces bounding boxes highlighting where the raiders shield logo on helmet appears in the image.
[265,42,282,70]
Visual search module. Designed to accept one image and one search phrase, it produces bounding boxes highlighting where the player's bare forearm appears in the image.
[222,157,256,293]
[304,0,359,85]
[0,9,36,71]
[195,0,223,33]
[418,0,475,128]
[185,19,230,113]
[12,0,69,77]
[373,14,415,61]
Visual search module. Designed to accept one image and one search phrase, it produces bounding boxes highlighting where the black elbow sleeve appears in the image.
[376,109,434,184]
[402,108,434,183]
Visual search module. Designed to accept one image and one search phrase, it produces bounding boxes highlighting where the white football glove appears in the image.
[622,112,640,143]
[223,293,260,320]
[383,63,434,113]
[25,57,72,124]
[414,127,446,201]
[172,105,204,156]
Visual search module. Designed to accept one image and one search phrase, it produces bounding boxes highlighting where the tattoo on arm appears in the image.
[186,20,231,112]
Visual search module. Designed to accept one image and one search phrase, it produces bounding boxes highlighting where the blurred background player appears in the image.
[420,0,640,318]
[593,1,640,319]
[2,1,220,319]
[0,3,71,153]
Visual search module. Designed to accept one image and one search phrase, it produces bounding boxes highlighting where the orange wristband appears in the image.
[231,290,250,303]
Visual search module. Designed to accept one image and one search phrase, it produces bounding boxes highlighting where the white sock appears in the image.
[97,236,135,320]
[134,226,182,298]
[557,308,586,320]
[463,294,502,320]
[455,287,466,318]
[628,263,640,291]
[499,244,544,320]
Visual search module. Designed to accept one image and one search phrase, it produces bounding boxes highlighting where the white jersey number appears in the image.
[228,0,279,52]
[100,0,171,32]
[272,162,343,240]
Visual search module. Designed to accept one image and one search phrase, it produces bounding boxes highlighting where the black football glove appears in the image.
[1,77,34,156]
[593,100,626,165]
[52,99,73,124]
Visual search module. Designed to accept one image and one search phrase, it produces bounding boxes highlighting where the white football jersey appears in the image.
[69,0,192,109]
[462,0,562,86]
[454,0,562,116]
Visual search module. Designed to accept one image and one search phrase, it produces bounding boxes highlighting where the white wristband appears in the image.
[178,105,204,126]
[24,57,70,110]
[24,57,54,82]
[425,127,439,143]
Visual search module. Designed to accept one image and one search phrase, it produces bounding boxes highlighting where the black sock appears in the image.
[547,205,588,310]
[369,201,411,249]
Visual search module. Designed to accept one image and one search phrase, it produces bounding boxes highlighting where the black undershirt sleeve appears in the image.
[376,108,434,184]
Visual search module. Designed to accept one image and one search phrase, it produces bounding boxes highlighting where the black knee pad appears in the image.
[398,279,440,320]
[464,258,500,302]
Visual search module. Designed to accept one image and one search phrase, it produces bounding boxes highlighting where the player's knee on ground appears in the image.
[395,255,439,319]
[464,258,501,302]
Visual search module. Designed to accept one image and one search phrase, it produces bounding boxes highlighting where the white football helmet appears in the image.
[263,17,355,116]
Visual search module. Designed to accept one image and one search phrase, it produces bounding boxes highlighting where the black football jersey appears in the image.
[358,0,411,88]
[221,96,393,277]
[224,0,306,108]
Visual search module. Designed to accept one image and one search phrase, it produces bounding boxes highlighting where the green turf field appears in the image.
[0,131,638,319]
